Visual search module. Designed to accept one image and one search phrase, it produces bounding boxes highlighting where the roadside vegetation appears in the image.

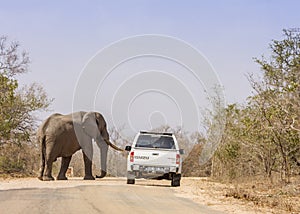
[186,29,300,213]
[212,29,300,182]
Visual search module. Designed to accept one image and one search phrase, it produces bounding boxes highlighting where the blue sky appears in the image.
[1,0,299,131]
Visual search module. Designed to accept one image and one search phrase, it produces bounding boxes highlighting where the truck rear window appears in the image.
[135,135,175,149]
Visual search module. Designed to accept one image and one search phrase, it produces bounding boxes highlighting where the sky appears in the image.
[1,0,300,135]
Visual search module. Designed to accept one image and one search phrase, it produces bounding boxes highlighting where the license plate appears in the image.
[148,167,155,172]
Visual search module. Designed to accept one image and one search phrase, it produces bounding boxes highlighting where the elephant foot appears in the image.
[57,175,68,180]
[96,170,107,179]
[37,176,43,181]
[42,176,55,181]
[83,175,95,180]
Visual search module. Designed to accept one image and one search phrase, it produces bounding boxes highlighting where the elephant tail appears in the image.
[41,135,46,161]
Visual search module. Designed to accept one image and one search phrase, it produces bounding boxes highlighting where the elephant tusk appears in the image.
[104,139,124,152]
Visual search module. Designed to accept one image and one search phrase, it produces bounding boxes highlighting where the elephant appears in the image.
[37,111,123,181]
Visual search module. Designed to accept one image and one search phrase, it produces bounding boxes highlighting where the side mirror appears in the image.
[125,146,132,151]
[179,149,185,155]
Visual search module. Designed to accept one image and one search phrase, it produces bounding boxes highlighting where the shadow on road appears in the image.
[133,180,173,188]
[135,183,171,188]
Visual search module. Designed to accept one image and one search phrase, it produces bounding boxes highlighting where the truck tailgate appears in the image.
[133,148,177,166]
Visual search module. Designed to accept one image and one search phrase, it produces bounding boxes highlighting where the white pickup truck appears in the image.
[125,131,184,187]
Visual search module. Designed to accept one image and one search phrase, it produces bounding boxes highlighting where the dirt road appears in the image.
[0,178,222,214]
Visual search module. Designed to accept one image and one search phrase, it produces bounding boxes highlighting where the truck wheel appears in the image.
[171,174,181,187]
[127,179,135,184]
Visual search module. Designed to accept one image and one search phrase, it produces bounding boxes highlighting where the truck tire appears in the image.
[171,174,181,187]
[127,179,135,184]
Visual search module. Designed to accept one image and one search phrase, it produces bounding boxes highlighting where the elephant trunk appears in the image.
[95,138,124,178]
[98,141,108,178]
[95,138,108,178]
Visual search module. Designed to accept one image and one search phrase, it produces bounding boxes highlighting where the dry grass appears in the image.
[174,177,300,214]
[218,176,300,213]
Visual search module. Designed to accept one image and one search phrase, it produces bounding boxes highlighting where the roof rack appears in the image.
[139,131,173,136]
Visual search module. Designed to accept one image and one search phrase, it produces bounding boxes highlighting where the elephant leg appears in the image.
[38,160,45,181]
[43,158,55,181]
[38,136,46,180]
[57,156,72,180]
[83,152,95,180]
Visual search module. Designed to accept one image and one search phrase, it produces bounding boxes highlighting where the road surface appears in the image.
[0,178,222,214]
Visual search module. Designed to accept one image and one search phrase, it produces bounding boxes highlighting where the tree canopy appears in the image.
[0,36,52,145]
[213,29,300,183]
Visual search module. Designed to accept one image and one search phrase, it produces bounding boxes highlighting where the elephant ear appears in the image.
[82,112,100,139]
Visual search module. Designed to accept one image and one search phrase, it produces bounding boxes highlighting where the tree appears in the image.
[0,36,52,174]
[249,29,300,182]
[212,29,300,183]
[0,36,52,145]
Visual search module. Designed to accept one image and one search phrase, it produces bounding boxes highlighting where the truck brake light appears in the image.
[176,154,180,164]
[130,151,134,162]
